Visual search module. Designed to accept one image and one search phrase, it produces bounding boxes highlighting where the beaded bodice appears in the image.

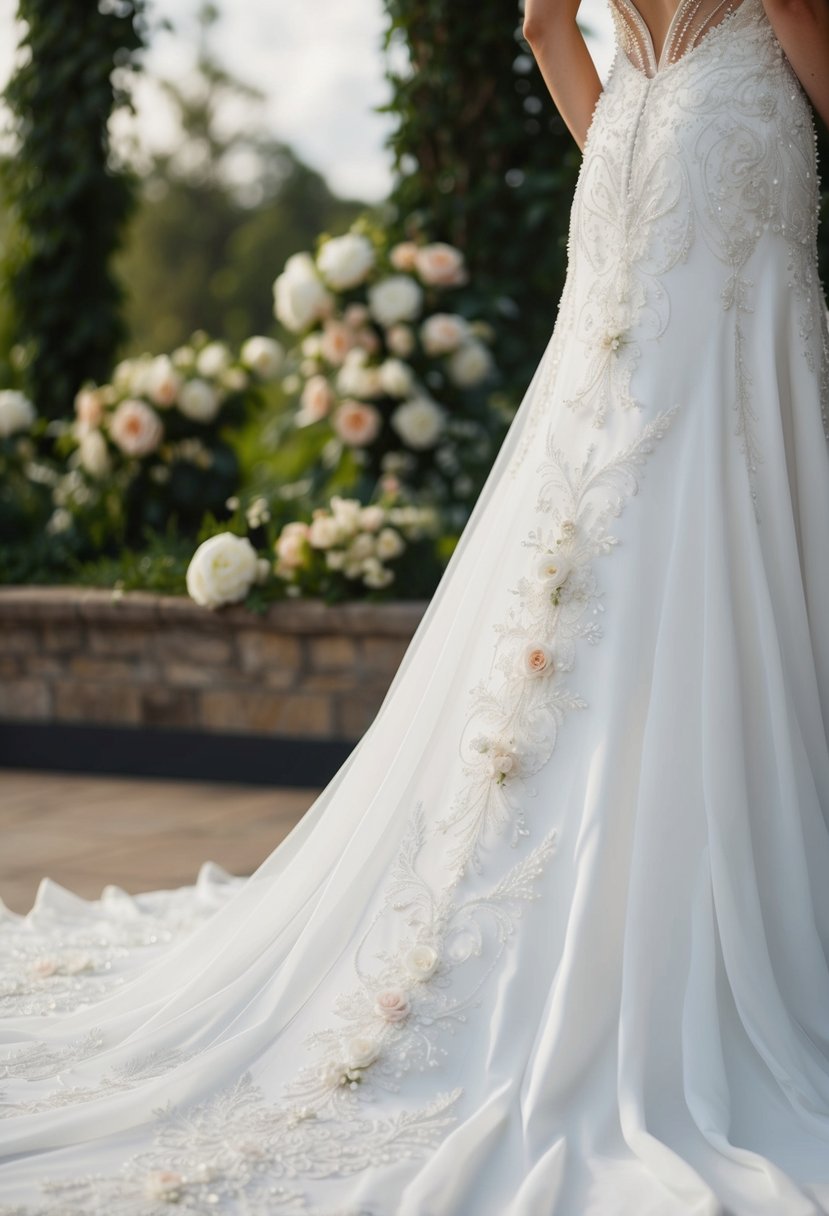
[609,0,749,77]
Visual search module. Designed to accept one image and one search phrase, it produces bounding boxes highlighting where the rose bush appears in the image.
[269,217,505,536]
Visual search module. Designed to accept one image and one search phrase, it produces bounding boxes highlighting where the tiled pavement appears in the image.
[0,770,320,916]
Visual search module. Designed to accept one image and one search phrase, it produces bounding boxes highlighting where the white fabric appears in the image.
[2,0,829,1211]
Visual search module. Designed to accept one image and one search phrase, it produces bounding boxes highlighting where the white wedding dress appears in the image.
[2,0,829,1211]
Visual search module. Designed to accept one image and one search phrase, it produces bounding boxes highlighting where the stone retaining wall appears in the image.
[0,589,428,742]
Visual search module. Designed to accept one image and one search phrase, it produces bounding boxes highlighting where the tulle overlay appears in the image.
[2,0,829,1210]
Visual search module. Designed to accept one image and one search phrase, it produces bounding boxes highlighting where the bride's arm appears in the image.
[761,0,829,125]
[522,0,604,152]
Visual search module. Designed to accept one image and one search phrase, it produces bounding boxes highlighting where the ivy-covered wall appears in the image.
[1,0,149,419]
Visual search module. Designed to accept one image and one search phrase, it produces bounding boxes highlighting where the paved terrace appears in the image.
[0,770,319,916]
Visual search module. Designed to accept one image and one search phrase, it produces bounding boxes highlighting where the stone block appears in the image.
[69,655,153,683]
[53,681,141,725]
[335,693,383,740]
[200,690,333,737]
[0,629,38,656]
[307,635,357,671]
[0,678,51,720]
[360,636,410,675]
[140,687,198,728]
[88,627,154,658]
[155,629,235,666]
[237,631,303,674]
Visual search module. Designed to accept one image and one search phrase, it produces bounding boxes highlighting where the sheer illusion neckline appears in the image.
[610,0,750,77]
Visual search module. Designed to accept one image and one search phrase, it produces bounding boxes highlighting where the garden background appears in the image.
[0,1,826,911]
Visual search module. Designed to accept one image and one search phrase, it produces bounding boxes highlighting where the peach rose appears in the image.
[523,642,554,678]
[74,387,104,428]
[109,399,163,457]
[414,242,467,286]
[320,320,355,366]
[389,241,419,271]
[374,989,411,1022]
[331,399,382,447]
[300,375,334,423]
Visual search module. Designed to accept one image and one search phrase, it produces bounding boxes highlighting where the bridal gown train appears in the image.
[2,0,829,1211]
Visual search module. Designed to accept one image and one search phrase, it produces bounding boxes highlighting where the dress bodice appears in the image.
[560,0,828,497]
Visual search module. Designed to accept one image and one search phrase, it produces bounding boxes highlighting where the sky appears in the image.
[0,0,615,203]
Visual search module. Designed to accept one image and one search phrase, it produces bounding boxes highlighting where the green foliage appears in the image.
[378,0,582,402]
[1,0,150,419]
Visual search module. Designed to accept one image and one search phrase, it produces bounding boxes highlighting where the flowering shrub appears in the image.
[270,220,504,531]
[0,390,51,544]
[52,332,284,546]
[186,490,441,610]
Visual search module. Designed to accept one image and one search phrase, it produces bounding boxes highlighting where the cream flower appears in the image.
[74,387,104,429]
[414,241,466,286]
[241,336,284,380]
[368,275,423,327]
[144,1170,184,1202]
[186,533,260,609]
[317,231,375,290]
[359,504,386,533]
[178,379,221,424]
[109,399,163,457]
[522,642,555,678]
[345,1035,381,1072]
[332,399,382,447]
[378,358,414,397]
[0,389,35,438]
[273,251,333,332]
[308,515,342,549]
[363,562,394,589]
[320,320,355,366]
[78,430,110,479]
[374,989,411,1022]
[404,943,439,981]
[420,312,470,356]
[447,340,493,388]
[196,341,231,377]
[145,355,182,408]
[536,552,572,591]
[344,302,370,328]
[299,374,334,423]
[389,240,419,271]
[391,396,445,450]
[375,527,405,560]
[386,323,415,357]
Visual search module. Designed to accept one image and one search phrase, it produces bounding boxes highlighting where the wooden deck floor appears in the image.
[0,770,319,915]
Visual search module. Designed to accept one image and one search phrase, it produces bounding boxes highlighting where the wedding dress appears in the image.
[2,0,829,1210]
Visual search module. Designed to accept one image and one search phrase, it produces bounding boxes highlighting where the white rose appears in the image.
[522,642,555,678]
[241,336,284,380]
[391,396,445,449]
[375,527,405,560]
[221,367,248,393]
[331,399,382,447]
[317,232,375,289]
[145,355,182,408]
[359,505,385,533]
[374,988,411,1022]
[336,361,383,399]
[345,1035,381,1072]
[414,241,466,286]
[74,387,104,428]
[109,399,163,456]
[196,341,231,377]
[274,252,332,332]
[78,430,110,478]
[386,324,415,357]
[536,552,572,591]
[46,508,72,535]
[405,943,439,981]
[363,561,394,589]
[447,341,493,388]
[378,358,414,397]
[319,1059,347,1089]
[330,495,363,529]
[0,389,35,438]
[172,345,195,370]
[186,533,260,609]
[368,275,423,327]
[420,313,470,356]
[299,375,334,423]
[308,515,342,549]
[348,533,375,561]
[178,379,221,423]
